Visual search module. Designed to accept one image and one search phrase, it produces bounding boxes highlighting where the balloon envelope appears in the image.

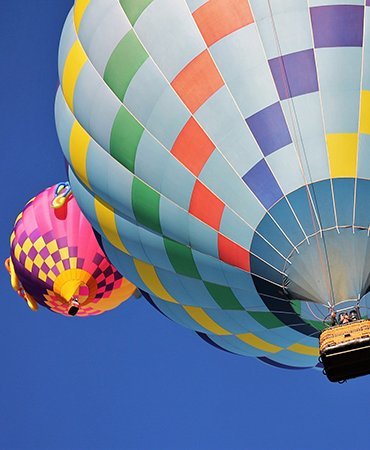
[55,0,370,367]
[8,185,137,317]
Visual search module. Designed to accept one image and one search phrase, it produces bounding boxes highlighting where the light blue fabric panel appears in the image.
[73,62,120,151]
[321,91,360,134]
[230,335,275,357]
[250,327,303,349]
[309,180,336,229]
[195,87,262,176]
[248,0,272,20]
[332,179,354,226]
[259,319,312,343]
[134,131,175,195]
[281,92,330,182]
[159,200,191,245]
[188,215,219,258]
[218,335,268,356]
[251,234,287,272]
[199,151,264,226]
[150,273,193,304]
[268,198,306,245]
[231,287,269,311]
[78,0,115,48]
[218,263,256,290]
[317,48,363,91]
[151,297,213,333]
[363,9,370,90]
[58,10,75,80]
[124,58,168,125]
[266,143,305,195]
[185,0,208,13]
[210,26,278,117]
[115,218,153,263]
[281,94,322,139]
[178,276,222,308]
[310,0,363,5]
[78,0,131,75]
[159,275,220,308]
[284,327,319,348]
[296,137,329,184]
[85,78,121,152]
[250,0,312,59]
[219,207,254,250]
[159,190,225,263]
[134,0,206,80]
[255,213,294,256]
[55,89,74,161]
[298,301,328,321]
[85,140,136,220]
[250,0,308,20]
[357,134,370,179]
[160,152,196,209]
[198,157,266,230]
[137,226,174,271]
[205,310,256,335]
[192,251,229,285]
[228,187,266,234]
[285,187,320,237]
[315,47,362,133]
[261,349,318,368]
[146,84,191,149]
[206,335,260,357]
[291,334,320,350]
[354,180,370,225]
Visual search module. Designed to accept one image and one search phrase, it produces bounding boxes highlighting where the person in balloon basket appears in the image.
[339,313,350,325]
[68,298,80,316]
[330,311,337,326]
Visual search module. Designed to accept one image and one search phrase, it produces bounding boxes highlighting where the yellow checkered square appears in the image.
[45,255,54,268]
[14,244,22,260]
[46,269,57,282]
[38,271,47,283]
[69,256,77,269]
[56,261,65,273]
[34,237,46,252]
[23,238,32,254]
[46,240,58,254]
[60,247,69,260]
[33,254,44,269]
[24,256,34,272]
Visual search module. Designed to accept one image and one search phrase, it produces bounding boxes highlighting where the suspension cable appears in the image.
[267,0,335,307]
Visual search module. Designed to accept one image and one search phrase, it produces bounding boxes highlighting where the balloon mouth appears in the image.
[60,281,89,304]
[52,269,98,306]
[283,227,370,307]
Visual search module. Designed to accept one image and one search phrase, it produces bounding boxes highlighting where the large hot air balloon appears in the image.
[6,183,137,317]
[55,0,370,371]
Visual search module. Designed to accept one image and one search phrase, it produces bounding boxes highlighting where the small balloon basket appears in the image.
[320,320,370,382]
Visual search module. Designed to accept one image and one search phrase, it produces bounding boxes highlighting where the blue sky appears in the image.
[1,2,369,450]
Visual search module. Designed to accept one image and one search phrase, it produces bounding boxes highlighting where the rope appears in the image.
[267,0,335,306]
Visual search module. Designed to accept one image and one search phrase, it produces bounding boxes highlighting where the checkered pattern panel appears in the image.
[55,0,370,368]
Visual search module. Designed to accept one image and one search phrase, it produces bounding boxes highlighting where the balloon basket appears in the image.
[320,320,370,382]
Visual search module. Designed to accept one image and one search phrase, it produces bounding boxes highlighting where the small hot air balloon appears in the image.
[5,183,137,317]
